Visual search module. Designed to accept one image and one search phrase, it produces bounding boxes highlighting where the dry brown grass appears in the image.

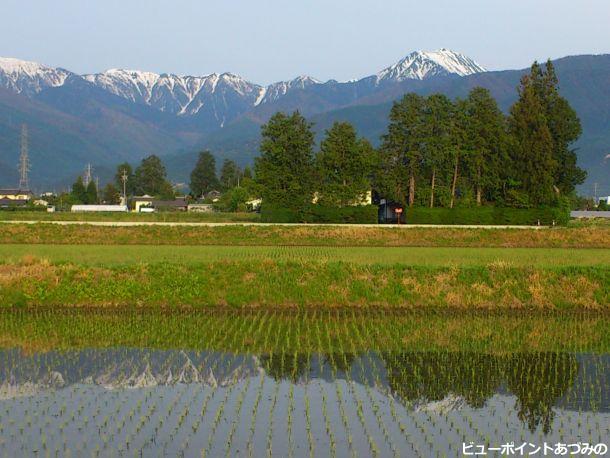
[0,223,608,247]
[0,256,56,286]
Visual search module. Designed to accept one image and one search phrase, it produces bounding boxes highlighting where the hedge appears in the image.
[402,206,570,226]
[261,204,378,224]
[0,205,46,212]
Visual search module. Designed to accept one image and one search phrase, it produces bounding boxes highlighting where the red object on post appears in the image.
[395,207,403,224]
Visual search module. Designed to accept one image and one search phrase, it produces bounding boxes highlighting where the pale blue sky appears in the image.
[2,0,608,84]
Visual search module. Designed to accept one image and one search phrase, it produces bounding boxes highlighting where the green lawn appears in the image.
[1,244,608,267]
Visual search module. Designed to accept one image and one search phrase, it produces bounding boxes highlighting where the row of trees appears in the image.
[69,151,255,207]
[69,155,175,205]
[189,151,252,198]
[66,60,584,212]
[255,60,585,211]
[255,113,375,209]
[113,155,175,199]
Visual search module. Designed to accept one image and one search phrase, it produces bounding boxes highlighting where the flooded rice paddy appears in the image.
[0,310,607,457]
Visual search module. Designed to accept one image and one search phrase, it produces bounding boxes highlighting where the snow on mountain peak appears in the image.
[376,49,485,83]
[0,57,71,95]
[0,50,486,120]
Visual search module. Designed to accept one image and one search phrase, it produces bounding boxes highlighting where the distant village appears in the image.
[0,125,261,214]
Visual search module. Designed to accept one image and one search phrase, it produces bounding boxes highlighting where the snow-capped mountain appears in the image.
[0,57,73,96]
[376,48,486,83]
[0,49,485,118]
[257,75,322,105]
[83,69,263,116]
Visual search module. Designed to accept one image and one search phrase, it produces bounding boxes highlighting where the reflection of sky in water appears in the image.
[0,349,607,457]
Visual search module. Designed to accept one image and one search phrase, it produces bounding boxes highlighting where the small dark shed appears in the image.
[378,200,406,224]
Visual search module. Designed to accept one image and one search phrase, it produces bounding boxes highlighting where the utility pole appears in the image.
[121,168,128,205]
[593,182,598,204]
[18,124,30,190]
[95,177,100,204]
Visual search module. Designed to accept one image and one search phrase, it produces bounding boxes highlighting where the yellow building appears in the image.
[0,189,32,200]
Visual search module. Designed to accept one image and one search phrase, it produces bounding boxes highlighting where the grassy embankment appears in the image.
[0,222,608,310]
[1,221,609,247]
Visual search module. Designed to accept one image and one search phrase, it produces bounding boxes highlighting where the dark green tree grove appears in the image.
[102,183,121,204]
[71,176,87,203]
[190,151,220,197]
[378,93,426,207]
[220,159,241,190]
[316,122,376,206]
[134,155,170,196]
[508,75,557,206]
[255,111,316,210]
[461,87,508,205]
[532,61,586,193]
[422,94,455,208]
[85,180,98,204]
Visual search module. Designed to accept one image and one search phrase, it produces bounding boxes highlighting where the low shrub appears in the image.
[0,204,46,212]
[403,206,570,226]
[261,204,378,224]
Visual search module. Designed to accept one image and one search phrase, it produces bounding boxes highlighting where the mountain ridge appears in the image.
[0,49,485,119]
[0,52,608,192]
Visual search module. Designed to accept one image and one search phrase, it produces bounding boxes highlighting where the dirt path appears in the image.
[0,220,547,229]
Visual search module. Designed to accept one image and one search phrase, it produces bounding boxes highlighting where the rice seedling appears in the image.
[0,310,607,455]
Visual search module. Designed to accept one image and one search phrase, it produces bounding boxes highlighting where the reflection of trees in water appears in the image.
[381,351,579,433]
[258,352,357,381]
[259,353,311,382]
[505,352,578,434]
[323,352,356,375]
[381,352,501,408]
[0,348,584,434]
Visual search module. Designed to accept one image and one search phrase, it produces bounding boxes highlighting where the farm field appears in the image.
[0,244,608,267]
[0,310,607,457]
[0,222,608,309]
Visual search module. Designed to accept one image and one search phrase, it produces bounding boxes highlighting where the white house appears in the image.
[71,205,128,212]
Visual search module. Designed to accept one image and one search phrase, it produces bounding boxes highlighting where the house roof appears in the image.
[0,189,32,194]
[153,199,188,207]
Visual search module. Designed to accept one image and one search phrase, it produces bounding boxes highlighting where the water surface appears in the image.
[0,310,607,457]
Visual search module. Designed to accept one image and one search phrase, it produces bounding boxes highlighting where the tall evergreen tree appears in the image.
[85,180,98,204]
[255,111,315,210]
[190,151,220,197]
[242,166,253,180]
[508,75,557,205]
[422,94,454,208]
[220,159,241,190]
[378,93,425,207]
[134,155,169,196]
[462,87,508,205]
[533,60,586,193]
[448,99,468,208]
[71,176,87,204]
[102,183,121,204]
[316,122,375,206]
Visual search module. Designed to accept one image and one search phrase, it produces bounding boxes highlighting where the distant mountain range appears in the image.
[0,50,608,192]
